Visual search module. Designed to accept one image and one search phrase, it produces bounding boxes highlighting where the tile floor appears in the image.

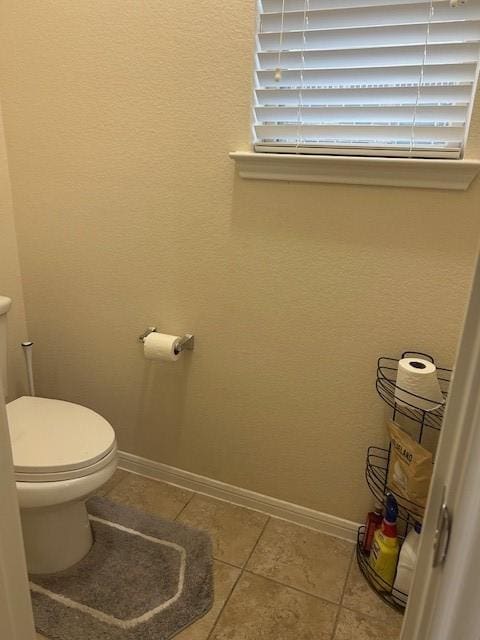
[36,469,403,640]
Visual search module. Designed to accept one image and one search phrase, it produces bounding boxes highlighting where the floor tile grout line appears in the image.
[340,546,356,608]
[330,546,356,640]
[212,557,243,570]
[102,470,130,497]
[242,567,346,609]
[335,550,405,630]
[242,515,271,569]
[106,471,196,521]
[341,603,404,625]
[205,564,243,640]
[174,491,196,521]
[206,516,271,640]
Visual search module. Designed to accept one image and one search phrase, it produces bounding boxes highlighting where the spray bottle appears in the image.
[369,493,400,588]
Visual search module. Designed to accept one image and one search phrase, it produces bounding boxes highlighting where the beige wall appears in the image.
[0,102,28,400]
[0,1,479,521]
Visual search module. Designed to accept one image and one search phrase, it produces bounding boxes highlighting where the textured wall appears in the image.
[0,1,479,521]
[0,102,28,399]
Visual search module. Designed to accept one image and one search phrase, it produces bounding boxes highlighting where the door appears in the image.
[402,252,480,640]
[0,375,36,640]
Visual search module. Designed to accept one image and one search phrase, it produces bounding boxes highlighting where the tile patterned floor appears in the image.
[36,470,403,640]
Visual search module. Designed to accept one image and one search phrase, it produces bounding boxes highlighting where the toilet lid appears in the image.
[7,396,116,475]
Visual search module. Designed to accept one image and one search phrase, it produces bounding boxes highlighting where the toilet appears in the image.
[0,296,117,574]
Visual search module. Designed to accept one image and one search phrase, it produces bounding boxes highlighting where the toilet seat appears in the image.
[7,396,116,482]
[15,445,117,482]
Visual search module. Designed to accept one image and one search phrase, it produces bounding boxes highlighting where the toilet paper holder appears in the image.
[138,327,195,354]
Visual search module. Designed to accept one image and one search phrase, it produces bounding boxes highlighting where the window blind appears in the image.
[254,0,480,158]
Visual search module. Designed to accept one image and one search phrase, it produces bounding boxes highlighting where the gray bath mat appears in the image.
[30,496,214,640]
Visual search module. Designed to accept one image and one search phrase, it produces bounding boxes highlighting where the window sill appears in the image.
[229,151,480,191]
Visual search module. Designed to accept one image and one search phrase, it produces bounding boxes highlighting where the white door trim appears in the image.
[0,382,36,640]
[402,253,480,640]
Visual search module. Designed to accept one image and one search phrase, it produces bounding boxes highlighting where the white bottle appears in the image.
[394,522,422,604]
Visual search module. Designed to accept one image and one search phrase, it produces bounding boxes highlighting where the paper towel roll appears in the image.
[144,332,182,362]
[394,357,444,411]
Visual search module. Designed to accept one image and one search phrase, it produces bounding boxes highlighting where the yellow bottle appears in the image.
[369,494,400,589]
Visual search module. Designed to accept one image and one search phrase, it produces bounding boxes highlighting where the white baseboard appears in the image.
[118,451,360,543]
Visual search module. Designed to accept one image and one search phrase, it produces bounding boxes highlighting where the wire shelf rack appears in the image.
[357,350,452,612]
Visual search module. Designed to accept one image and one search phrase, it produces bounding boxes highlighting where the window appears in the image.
[253,0,480,159]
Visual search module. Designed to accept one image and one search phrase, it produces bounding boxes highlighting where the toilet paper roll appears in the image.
[144,332,182,362]
[394,357,444,411]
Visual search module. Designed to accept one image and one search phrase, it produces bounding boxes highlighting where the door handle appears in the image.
[432,488,452,568]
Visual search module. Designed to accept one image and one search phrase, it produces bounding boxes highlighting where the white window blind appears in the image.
[254,0,480,158]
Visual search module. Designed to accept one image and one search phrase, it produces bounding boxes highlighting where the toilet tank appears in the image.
[0,296,12,399]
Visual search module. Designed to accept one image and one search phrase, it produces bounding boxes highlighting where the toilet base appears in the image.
[21,500,93,574]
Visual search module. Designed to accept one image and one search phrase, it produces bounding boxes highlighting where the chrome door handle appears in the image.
[432,488,452,568]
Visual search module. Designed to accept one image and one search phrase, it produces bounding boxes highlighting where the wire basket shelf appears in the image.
[366,446,425,523]
[356,526,407,613]
[376,351,452,434]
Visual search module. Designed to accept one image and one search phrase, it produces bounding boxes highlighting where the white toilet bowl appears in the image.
[7,395,117,574]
